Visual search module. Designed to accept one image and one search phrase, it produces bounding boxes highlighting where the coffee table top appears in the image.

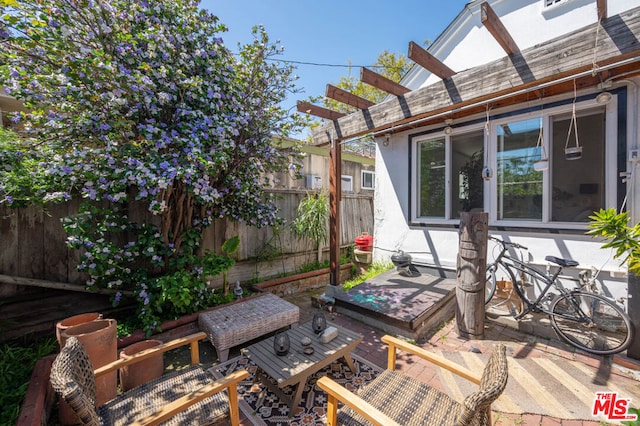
[242,321,363,387]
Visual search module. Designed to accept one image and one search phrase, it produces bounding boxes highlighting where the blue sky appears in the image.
[199,1,469,118]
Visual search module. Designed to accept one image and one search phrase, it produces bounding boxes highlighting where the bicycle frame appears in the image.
[491,243,592,323]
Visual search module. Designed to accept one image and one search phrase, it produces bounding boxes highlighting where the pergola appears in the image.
[297,1,640,286]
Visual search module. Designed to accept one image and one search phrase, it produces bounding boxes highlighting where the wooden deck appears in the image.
[325,266,457,341]
[0,289,133,343]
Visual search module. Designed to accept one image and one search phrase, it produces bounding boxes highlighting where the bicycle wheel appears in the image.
[550,291,634,355]
[485,263,523,317]
[485,263,498,304]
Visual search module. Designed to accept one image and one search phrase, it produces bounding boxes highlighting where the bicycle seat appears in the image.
[545,256,579,268]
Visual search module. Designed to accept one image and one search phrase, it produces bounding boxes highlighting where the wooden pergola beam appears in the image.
[360,67,410,96]
[598,0,607,21]
[408,41,456,79]
[326,84,375,109]
[311,6,640,145]
[296,101,345,121]
[481,2,520,55]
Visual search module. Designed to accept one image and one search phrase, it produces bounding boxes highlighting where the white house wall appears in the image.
[373,72,640,308]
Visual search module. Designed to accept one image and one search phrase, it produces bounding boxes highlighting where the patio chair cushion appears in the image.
[334,343,507,426]
[51,336,231,426]
[337,369,462,425]
[98,365,229,426]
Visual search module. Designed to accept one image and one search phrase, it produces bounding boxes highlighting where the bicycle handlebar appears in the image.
[488,236,528,251]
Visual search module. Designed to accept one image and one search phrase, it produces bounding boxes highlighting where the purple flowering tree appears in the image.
[0,0,303,334]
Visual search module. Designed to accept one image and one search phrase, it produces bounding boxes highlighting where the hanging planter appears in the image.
[533,106,549,171]
[565,146,583,160]
[565,80,583,161]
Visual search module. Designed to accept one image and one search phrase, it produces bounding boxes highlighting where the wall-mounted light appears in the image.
[596,91,612,104]
[382,134,390,147]
[444,119,453,135]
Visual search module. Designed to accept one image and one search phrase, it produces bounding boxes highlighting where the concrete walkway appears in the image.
[276,288,640,426]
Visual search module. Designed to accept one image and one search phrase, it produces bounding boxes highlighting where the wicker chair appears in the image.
[318,336,508,426]
[50,331,248,426]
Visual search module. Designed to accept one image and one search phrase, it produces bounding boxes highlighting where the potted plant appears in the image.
[588,208,640,357]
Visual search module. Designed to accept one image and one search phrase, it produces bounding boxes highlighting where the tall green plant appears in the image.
[587,208,640,274]
[292,190,329,263]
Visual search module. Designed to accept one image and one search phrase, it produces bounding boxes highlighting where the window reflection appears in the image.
[497,118,543,220]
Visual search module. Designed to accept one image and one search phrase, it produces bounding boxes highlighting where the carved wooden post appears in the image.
[456,212,488,339]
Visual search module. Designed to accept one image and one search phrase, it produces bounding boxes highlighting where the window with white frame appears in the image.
[341,175,353,192]
[412,96,614,227]
[494,104,607,225]
[415,129,484,220]
[361,170,375,190]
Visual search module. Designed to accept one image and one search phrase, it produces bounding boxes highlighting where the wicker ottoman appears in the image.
[198,292,300,362]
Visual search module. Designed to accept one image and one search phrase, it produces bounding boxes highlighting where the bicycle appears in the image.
[484,236,633,355]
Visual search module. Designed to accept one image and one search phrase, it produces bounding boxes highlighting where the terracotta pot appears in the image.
[55,312,102,348]
[119,339,164,391]
[59,319,117,424]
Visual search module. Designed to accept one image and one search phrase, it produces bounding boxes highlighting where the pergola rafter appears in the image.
[326,84,375,110]
[360,67,410,96]
[481,2,520,55]
[408,41,456,79]
[311,5,640,145]
[598,0,607,21]
[296,101,345,121]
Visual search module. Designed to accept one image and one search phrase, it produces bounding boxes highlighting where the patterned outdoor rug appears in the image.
[209,354,381,426]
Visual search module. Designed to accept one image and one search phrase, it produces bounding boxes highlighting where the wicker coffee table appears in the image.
[241,321,363,412]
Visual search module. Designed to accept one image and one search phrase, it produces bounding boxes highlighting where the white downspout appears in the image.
[615,79,639,224]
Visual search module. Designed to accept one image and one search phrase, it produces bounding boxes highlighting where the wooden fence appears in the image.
[0,189,374,297]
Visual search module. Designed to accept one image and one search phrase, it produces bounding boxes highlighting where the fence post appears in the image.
[456,212,488,339]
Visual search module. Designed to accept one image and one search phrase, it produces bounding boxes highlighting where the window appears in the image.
[361,170,375,190]
[544,0,564,6]
[341,175,353,192]
[497,118,543,221]
[452,131,485,217]
[494,105,607,225]
[550,109,605,222]
[411,95,614,228]
[417,138,445,217]
[415,129,484,220]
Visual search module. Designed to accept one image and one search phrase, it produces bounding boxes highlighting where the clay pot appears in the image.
[119,339,164,391]
[55,312,102,348]
[59,319,117,424]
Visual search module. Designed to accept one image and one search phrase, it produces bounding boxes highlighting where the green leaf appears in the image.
[221,236,240,255]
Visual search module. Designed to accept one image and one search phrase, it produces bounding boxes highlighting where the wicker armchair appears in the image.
[50,331,248,426]
[318,336,508,426]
